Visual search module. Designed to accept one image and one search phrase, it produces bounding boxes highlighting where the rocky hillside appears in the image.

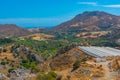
[0,24,31,37]
[39,45,120,80]
[43,11,120,34]
[40,11,120,33]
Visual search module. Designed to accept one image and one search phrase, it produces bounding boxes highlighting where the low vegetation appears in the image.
[0,38,14,46]
[36,72,57,80]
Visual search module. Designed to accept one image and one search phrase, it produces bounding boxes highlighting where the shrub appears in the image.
[72,58,88,72]
[56,75,62,80]
[3,48,7,52]
[72,60,81,72]
[22,59,28,63]
[81,57,87,62]
[8,68,14,73]
[1,61,6,65]
[48,72,57,78]
[21,63,30,69]
[0,48,2,53]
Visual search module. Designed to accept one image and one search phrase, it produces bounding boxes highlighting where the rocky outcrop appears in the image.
[11,44,43,63]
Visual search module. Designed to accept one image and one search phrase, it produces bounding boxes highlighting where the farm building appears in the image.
[78,46,120,62]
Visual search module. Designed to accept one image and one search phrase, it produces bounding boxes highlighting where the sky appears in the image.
[1,0,120,28]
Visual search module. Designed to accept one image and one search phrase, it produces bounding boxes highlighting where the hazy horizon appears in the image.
[1,0,120,28]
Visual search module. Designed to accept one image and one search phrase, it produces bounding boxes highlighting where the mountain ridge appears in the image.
[42,11,120,34]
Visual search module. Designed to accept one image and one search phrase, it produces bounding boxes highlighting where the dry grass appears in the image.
[20,33,54,41]
[76,31,111,38]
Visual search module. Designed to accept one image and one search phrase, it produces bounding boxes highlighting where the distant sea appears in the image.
[21,26,53,29]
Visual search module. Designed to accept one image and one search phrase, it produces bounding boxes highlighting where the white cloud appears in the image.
[77,2,97,6]
[102,4,120,8]
[77,2,120,8]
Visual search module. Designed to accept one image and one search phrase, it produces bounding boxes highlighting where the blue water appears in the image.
[21,26,53,29]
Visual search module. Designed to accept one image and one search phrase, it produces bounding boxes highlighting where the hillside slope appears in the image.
[40,11,120,34]
[0,24,31,37]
